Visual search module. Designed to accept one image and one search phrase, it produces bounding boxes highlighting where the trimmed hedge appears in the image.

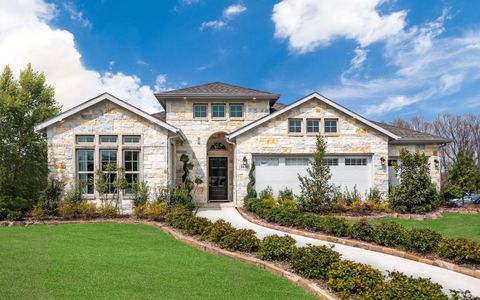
[220,229,260,252]
[290,245,341,280]
[259,235,296,261]
[243,197,480,266]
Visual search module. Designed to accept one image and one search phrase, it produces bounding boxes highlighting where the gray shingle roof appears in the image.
[151,111,166,122]
[372,121,450,144]
[154,82,279,108]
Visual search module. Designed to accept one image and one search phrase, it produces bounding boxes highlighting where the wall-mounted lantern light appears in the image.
[434,159,439,170]
[380,157,386,165]
[197,137,201,145]
[242,156,249,168]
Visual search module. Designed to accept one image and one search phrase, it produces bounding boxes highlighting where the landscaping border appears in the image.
[0,218,337,300]
[237,208,480,280]
[336,207,479,221]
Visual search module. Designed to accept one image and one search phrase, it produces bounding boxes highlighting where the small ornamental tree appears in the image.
[443,150,480,199]
[245,161,257,200]
[298,135,334,213]
[389,149,439,213]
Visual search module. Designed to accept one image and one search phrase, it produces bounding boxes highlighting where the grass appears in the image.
[370,212,480,242]
[0,223,316,300]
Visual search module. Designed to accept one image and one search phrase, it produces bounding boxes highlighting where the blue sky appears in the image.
[1,0,480,121]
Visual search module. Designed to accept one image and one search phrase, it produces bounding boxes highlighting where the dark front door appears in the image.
[209,157,228,201]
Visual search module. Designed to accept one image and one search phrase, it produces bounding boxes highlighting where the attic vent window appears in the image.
[210,143,226,150]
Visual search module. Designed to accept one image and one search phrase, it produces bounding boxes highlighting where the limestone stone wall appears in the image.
[46,100,170,212]
[235,98,390,203]
[388,144,442,190]
[166,99,270,205]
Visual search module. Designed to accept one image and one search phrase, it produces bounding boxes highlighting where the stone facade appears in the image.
[235,98,390,203]
[166,98,271,205]
[46,100,170,212]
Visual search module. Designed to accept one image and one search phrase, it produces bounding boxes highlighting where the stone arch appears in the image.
[206,132,233,202]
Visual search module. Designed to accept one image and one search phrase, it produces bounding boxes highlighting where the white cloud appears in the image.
[200,20,226,31]
[350,47,368,71]
[0,0,166,113]
[223,4,247,19]
[272,0,406,53]
[320,10,480,116]
[63,2,91,29]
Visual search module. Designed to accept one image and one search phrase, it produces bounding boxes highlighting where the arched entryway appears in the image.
[206,132,233,202]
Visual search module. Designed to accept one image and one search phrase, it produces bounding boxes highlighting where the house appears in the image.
[35,82,449,211]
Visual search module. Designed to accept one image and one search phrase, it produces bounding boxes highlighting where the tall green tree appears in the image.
[0,64,60,213]
[443,150,480,199]
[298,135,334,213]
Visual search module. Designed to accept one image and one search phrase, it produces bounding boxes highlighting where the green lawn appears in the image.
[0,223,316,300]
[370,212,480,242]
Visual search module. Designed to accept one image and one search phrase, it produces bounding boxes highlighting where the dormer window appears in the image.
[229,104,244,118]
[212,104,225,118]
[194,104,208,118]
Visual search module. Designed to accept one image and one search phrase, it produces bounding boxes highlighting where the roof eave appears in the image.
[389,139,451,145]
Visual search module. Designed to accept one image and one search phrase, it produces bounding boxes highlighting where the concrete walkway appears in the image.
[197,207,480,296]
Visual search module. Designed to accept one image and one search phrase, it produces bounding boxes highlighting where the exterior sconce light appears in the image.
[434,159,439,170]
[197,137,201,145]
[242,156,249,168]
[380,157,386,165]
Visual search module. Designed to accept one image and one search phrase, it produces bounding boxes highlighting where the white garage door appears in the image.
[254,155,372,198]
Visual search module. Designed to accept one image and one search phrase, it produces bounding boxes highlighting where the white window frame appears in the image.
[229,103,244,119]
[77,149,95,195]
[288,118,302,134]
[193,103,208,119]
[124,149,140,194]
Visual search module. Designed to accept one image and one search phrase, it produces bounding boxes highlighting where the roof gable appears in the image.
[35,92,183,138]
[228,92,400,140]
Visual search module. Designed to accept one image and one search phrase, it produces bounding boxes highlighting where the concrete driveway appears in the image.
[197,207,480,296]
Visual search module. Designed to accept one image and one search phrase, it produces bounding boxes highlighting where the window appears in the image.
[100,135,117,144]
[324,119,338,134]
[307,119,320,133]
[210,143,226,150]
[124,150,140,194]
[323,158,338,166]
[76,135,94,143]
[123,135,140,144]
[212,104,225,118]
[229,104,244,118]
[256,157,279,166]
[288,119,302,133]
[193,104,208,118]
[285,158,310,166]
[345,158,367,166]
[101,150,117,193]
[77,150,94,194]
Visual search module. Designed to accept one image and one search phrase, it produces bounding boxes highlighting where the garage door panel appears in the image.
[254,156,371,198]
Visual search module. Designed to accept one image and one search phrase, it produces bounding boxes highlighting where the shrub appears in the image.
[277,198,299,210]
[370,200,392,213]
[0,208,8,220]
[291,245,341,280]
[326,260,384,298]
[348,219,375,242]
[184,216,212,236]
[370,271,448,300]
[206,219,235,243]
[437,238,480,264]
[367,187,383,203]
[99,205,117,218]
[145,202,167,221]
[259,235,297,261]
[57,201,76,219]
[39,179,64,214]
[165,206,193,229]
[405,228,442,253]
[388,149,439,213]
[133,203,147,219]
[278,187,294,200]
[76,201,97,219]
[6,211,23,221]
[169,184,192,208]
[258,186,274,200]
[293,213,323,230]
[154,185,171,203]
[393,205,408,214]
[64,188,84,203]
[220,229,260,252]
[411,206,427,214]
[243,197,260,213]
[318,216,350,237]
[244,162,257,200]
[132,181,149,207]
[268,208,301,227]
[373,221,407,247]
[31,203,46,220]
[449,289,478,300]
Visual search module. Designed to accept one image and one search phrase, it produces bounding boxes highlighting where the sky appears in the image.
[1,0,480,121]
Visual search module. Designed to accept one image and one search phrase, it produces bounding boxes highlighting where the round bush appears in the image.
[291,245,341,280]
[145,202,167,221]
[220,229,260,252]
[373,221,407,247]
[31,203,46,220]
[76,201,97,219]
[57,201,76,219]
[184,216,212,236]
[348,219,375,242]
[259,235,297,261]
[326,260,384,298]
[405,228,442,253]
[437,238,480,264]
[165,206,194,229]
[206,219,236,243]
